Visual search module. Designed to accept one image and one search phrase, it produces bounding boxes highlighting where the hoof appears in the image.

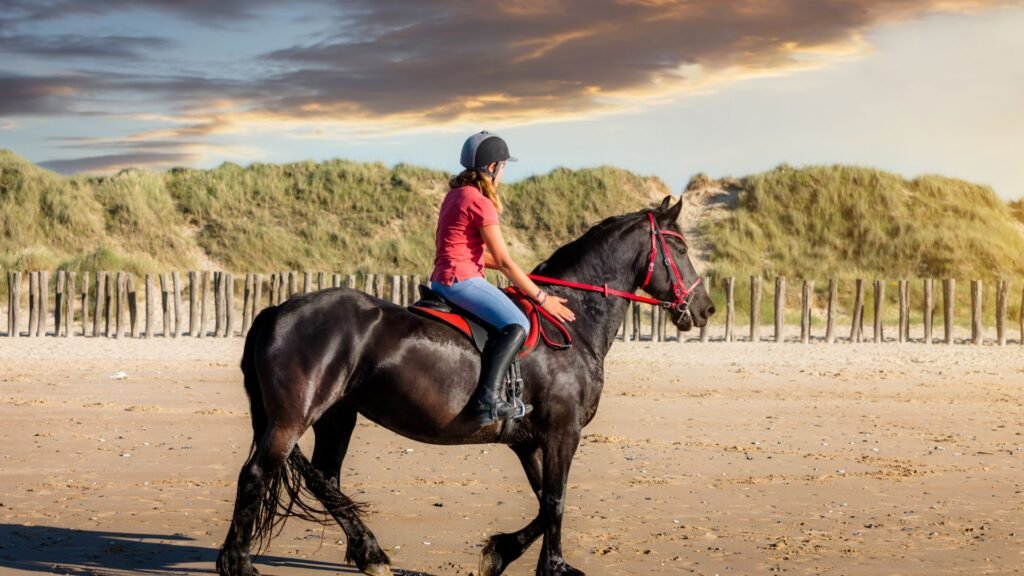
[539,560,585,576]
[362,563,393,576]
[479,539,505,576]
[216,550,261,576]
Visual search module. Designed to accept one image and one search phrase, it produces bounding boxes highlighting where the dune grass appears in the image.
[697,165,1024,327]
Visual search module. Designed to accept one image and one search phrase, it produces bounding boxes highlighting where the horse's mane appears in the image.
[531,209,651,277]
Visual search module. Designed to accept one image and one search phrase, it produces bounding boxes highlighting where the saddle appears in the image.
[409,284,571,357]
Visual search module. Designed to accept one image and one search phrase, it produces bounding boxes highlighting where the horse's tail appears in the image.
[241,305,366,556]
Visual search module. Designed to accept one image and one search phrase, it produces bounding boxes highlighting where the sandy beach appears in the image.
[0,337,1021,575]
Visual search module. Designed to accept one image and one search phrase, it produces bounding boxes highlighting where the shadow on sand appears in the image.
[0,524,436,576]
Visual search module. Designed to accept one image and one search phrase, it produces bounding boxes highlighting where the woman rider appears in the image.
[430,131,575,425]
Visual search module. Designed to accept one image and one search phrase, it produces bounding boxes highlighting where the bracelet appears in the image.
[535,289,548,305]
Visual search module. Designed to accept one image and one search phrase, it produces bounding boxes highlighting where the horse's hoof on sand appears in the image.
[479,541,504,576]
[362,563,392,576]
[216,551,261,576]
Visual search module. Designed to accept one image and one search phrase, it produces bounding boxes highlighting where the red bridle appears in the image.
[528,212,702,313]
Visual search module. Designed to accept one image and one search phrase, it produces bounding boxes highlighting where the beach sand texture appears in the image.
[0,337,1021,575]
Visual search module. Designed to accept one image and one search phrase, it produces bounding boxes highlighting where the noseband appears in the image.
[528,211,702,313]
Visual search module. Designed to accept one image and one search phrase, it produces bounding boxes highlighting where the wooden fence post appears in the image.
[114,272,126,339]
[28,271,38,337]
[9,272,21,337]
[127,274,139,337]
[253,274,264,320]
[160,273,172,337]
[93,271,105,337]
[850,278,864,343]
[188,272,198,337]
[699,276,711,343]
[363,273,375,297]
[774,276,785,343]
[224,273,234,337]
[391,275,401,305]
[624,295,635,341]
[724,277,735,343]
[632,302,641,341]
[288,272,297,298]
[317,272,326,292]
[55,271,65,337]
[242,274,253,336]
[923,278,934,345]
[4,271,9,337]
[213,272,222,337]
[171,272,182,338]
[971,280,982,345]
[825,278,837,344]
[268,273,278,306]
[66,272,76,337]
[79,272,88,336]
[104,272,114,337]
[199,271,211,338]
[898,280,909,344]
[303,271,311,294]
[872,280,884,343]
[145,274,155,338]
[996,279,1007,346]
[800,280,813,344]
[943,279,955,345]
[652,306,660,342]
[750,275,762,343]
[410,275,421,302]
[41,271,50,336]
[220,272,229,336]
[346,274,357,290]
[331,273,341,289]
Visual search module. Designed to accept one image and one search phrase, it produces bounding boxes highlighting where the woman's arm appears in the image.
[480,224,575,322]
[483,247,498,269]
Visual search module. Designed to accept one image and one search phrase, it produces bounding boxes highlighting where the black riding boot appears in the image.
[473,324,531,425]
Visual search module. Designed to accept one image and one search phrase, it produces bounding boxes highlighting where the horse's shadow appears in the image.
[0,524,436,576]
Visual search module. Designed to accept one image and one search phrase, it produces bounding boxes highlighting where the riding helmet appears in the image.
[460,131,518,169]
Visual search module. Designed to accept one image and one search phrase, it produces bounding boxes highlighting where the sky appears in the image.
[1,0,1022,199]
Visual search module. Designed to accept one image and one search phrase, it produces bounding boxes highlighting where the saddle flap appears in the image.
[410,285,491,352]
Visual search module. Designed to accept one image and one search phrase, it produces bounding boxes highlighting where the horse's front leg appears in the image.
[536,431,584,576]
[480,445,544,576]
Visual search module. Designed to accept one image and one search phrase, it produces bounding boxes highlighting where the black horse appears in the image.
[217,196,715,576]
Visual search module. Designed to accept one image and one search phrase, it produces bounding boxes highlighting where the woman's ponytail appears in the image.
[449,168,502,214]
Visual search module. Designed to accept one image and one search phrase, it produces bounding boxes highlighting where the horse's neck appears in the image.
[533,234,642,358]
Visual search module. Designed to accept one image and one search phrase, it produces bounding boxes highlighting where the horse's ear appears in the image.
[656,196,672,212]
[658,197,684,225]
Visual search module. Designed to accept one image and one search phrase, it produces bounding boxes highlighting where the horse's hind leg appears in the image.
[308,405,392,576]
[217,426,299,576]
[480,444,547,576]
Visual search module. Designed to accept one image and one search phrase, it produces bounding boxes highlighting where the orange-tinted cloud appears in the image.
[252,0,1015,125]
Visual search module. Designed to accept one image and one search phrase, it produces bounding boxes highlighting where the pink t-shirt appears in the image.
[430,185,500,285]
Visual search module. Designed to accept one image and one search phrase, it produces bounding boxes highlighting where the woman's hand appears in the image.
[541,295,575,323]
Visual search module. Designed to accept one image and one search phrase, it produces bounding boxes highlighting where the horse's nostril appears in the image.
[706,305,716,317]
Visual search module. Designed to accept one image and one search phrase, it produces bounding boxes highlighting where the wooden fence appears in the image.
[3,271,1023,345]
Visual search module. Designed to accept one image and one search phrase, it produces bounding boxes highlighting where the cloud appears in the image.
[3,0,1012,128]
[0,34,176,60]
[6,0,1018,176]
[0,0,289,24]
[38,151,197,174]
[0,73,103,116]
[245,0,1011,125]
